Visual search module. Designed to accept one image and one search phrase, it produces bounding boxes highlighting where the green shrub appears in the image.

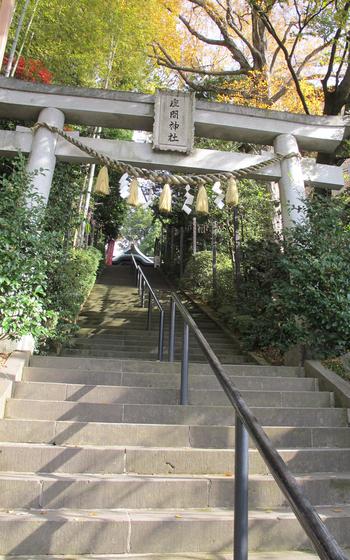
[323,357,349,381]
[181,250,235,305]
[0,157,58,341]
[216,255,235,301]
[46,246,102,347]
[0,156,102,349]
[238,195,350,358]
[181,195,350,360]
[270,197,350,357]
[181,251,213,300]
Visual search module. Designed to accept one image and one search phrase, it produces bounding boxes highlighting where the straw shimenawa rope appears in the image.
[32,122,300,186]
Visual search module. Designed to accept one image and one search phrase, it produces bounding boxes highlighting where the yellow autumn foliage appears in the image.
[155,0,333,115]
[217,72,324,115]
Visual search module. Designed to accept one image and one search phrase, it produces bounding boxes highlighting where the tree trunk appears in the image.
[5,0,31,77]
[0,0,16,70]
[251,9,267,70]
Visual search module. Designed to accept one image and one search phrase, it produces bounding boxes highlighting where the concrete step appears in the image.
[6,399,346,427]
[77,328,237,342]
[60,349,248,363]
[71,342,241,354]
[77,321,221,331]
[0,419,349,449]
[78,310,213,319]
[0,443,349,476]
[28,357,303,377]
[0,506,348,554]
[77,323,225,335]
[79,309,158,315]
[0,472,349,510]
[77,321,229,333]
[74,339,240,352]
[69,338,239,352]
[13,382,332,408]
[62,345,242,359]
[0,553,328,560]
[78,312,208,319]
[79,311,217,322]
[24,369,317,391]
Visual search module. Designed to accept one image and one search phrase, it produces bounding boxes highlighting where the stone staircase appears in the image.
[0,265,348,557]
[64,265,251,364]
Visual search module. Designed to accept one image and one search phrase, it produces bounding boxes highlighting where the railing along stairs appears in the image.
[130,257,346,560]
[131,255,164,361]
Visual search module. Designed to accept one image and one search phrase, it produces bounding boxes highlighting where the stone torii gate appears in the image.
[0,77,347,229]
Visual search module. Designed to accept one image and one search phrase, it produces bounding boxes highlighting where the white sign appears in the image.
[153,90,195,154]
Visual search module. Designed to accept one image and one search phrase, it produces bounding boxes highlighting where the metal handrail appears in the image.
[168,291,346,560]
[130,255,164,361]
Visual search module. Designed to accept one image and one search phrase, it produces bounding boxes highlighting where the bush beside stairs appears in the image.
[0,265,348,558]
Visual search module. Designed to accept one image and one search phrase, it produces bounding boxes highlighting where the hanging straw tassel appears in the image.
[158,183,172,213]
[225,177,239,207]
[195,185,209,215]
[94,166,110,196]
[127,177,140,207]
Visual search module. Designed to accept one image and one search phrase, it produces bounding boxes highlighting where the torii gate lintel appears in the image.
[0,78,347,229]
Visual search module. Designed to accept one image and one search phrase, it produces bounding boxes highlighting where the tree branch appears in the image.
[225,3,264,66]
[153,44,248,76]
[335,38,349,87]
[335,47,350,102]
[250,8,267,69]
[187,0,251,70]
[322,26,345,93]
[270,23,293,72]
[178,13,226,46]
[250,0,310,114]
[270,40,332,104]
[153,42,269,103]
[288,1,333,61]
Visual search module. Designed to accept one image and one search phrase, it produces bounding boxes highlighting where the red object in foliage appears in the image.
[2,55,53,84]
[106,239,115,266]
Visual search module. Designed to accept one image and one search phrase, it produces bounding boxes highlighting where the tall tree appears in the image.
[0,0,16,69]
[6,0,181,90]
[250,0,350,117]
[154,0,350,116]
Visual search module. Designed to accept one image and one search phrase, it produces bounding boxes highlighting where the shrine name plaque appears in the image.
[153,90,195,154]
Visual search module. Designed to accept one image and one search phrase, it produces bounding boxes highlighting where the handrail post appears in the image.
[158,309,164,361]
[141,278,145,307]
[147,292,152,330]
[168,297,176,362]
[131,256,138,286]
[133,263,164,362]
[180,322,189,405]
[234,416,249,560]
[137,269,141,295]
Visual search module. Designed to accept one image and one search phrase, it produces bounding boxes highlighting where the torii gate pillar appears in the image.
[274,133,306,228]
[26,107,65,205]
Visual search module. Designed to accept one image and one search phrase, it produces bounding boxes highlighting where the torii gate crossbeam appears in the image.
[0,78,348,228]
[0,127,343,190]
[0,78,348,153]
